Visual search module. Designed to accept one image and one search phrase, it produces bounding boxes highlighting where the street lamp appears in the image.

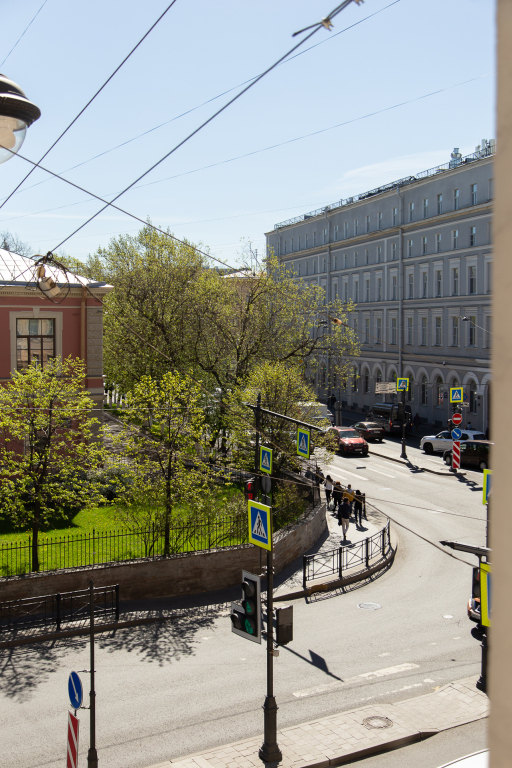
[0,74,40,164]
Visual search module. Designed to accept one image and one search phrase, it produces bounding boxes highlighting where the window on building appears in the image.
[376,317,382,344]
[408,239,413,257]
[375,369,382,384]
[409,202,414,222]
[421,316,427,345]
[452,316,459,346]
[436,233,441,253]
[408,273,414,298]
[344,222,349,239]
[354,251,358,266]
[489,178,494,199]
[391,317,397,345]
[353,316,358,335]
[323,257,327,272]
[392,207,398,226]
[471,183,478,206]
[16,318,55,371]
[365,279,370,301]
[306,262,309,275]
[354,280,359,303]
[354,219,359,236]
[391,243,397,260]
[344,253,348,268]
[334,254,338,270]
[469,382,478,414]
[364,317,370,343]
[352,367,358,393]
[437,193,443,214]
[391,274,397,300]
[469,265,477,294]
[470,226,476,247]
[422,271,428,298]
[305,233,309,249]
[378,212,382,230]
[323,228,328,244]
[407,316,413,345]
[423,198,429,218]
[284,241,287,255]
[377,245,382,263]
[421,375,428,405]
[468,315,476,346]
[365,215,370,233]
[298,235,302,250]
[313,261,316,274]
[313,232,317,246]
[291,238,294,251]
[364,369,369,393]
[452,229,458,250]
[298,262,301,275]
[343,281,348,303]
[435,269,442,297]
[334,224,338,241]
[451,267,459,296]
[422,236,427,255]
[407,372,414,402]
[484,315,492,348]
[365,249,369,265]
[486,261,492,293]
[333,282,338,300]
[435,316,442,346]
[435,376,443,406]
[454,188,459,210]
[377,277,382,301]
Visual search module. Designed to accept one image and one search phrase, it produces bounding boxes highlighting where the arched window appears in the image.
[407,373,414,402]
[469,380,478,413]
[435,376,443,406]
[352,366,358,392]
[375,369,382,384]
[364,369,370,393]
[421,375,428,405]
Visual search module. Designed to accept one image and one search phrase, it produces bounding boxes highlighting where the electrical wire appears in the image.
[47,0,363,252]
[0,0,180,213]
[1,0,50,68]
[0,0,400,205]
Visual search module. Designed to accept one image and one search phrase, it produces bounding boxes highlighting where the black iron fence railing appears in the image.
[0,584,119,633]
[302,520,392,589]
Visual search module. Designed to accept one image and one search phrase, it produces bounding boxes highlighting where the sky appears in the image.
[0,0,496,269]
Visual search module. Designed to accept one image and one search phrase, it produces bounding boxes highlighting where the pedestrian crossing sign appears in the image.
[259,446,272,475]
[248,500,272,550]
[297,428,310,459]
[397,378,409,392]
[480,561,492,628]
[450,387,463,403]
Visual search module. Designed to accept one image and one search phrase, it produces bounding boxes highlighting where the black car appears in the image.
[443,440,492,471]
[353,421,385,442]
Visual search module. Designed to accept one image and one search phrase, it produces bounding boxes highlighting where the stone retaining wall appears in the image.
[0,503,326,602]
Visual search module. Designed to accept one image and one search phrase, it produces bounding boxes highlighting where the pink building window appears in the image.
[16,318,55,370]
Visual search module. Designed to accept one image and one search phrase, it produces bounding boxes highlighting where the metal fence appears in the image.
[302,520,391,589]
[0,584,119,633]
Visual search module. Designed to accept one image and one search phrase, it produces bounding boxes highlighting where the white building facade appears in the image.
[265,143,494,432]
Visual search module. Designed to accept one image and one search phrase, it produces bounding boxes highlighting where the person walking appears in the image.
[413,413,420,432]
[332,481,343,515]
[324,475,333,507]
[353,490,364,527]
[343,483,355,512]
[338,498,352,541]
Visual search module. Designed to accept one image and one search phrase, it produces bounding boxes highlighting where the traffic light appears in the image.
[244,477,258,501]
[230,571,261,643]
[276,605,293,645]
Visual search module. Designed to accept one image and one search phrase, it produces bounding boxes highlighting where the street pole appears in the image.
[88,580,98,768]
[400,388,408,459]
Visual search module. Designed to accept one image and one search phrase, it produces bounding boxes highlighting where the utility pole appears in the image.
[400,386,408,460]
[88,580,98,768]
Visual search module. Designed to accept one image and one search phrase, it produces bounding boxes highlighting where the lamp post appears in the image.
[0,74,40,164]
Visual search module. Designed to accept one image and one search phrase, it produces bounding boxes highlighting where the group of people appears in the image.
[323,476,365,543]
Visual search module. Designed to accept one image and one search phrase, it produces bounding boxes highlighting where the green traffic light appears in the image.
[244,617,256,634]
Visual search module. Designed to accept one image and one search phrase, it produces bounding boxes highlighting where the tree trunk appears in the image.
[31,515,39,572]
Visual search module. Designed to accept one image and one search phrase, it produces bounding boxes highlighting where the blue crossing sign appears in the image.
[451,428,462,439]
[297,428,310,459]
[259,446,272,475]
[248,500,272,551]
[450,387,463,404]
[68,671,83,710]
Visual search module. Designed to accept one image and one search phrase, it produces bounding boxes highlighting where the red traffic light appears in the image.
[245,479,255,500]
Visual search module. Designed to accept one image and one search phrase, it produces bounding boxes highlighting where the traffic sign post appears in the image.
[452,440,461,470]
[68,672,83,712]
[297,427,310,459]
[450,387,463,404]
[451,428,462,440]
[259,446,272,475]
[66,712,80,768]
[452,413,463,426]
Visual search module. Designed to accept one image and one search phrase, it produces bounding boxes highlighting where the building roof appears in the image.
[0,249,112,290]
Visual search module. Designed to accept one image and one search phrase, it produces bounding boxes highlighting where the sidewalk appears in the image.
[368,441,462,477]
[147,677,487,768]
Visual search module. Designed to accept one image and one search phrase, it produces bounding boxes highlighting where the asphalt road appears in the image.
[0,449,487,768]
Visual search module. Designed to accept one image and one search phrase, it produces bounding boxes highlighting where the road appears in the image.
[0,447,487,768]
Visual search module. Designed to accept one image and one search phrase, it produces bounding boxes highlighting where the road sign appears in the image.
[451,428,462,440]
[248,500,272,551]
[480,562,492,628]
[452,413,463,426]
[483,469,492,505]
[375,382,395,394]
[460,402,469,408]
[259,446,272,475]
[450,387,463,404]
[66,712,80,768]
[396,378,409,392]
[463,392,469,403]
[452,440,461,470]
[297,427,310,459]
[68,672,82,711]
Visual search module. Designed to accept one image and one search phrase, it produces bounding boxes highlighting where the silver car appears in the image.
[420,429,486,454]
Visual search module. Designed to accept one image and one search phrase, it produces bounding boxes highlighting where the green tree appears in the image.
[0,357,107,571]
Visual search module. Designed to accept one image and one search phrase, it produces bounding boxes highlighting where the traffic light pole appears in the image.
[88,580,98,768]
[400,388,407,460]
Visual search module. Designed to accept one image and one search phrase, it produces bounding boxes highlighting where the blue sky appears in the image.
[0,0,495,268]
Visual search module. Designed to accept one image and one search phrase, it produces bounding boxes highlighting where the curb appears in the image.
[274,526,398,602]
[369,448,466,477]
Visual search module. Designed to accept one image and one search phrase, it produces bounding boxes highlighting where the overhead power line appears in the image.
[0,0,180,213]
[1,0,50,67]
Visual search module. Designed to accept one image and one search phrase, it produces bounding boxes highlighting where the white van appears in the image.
[297,402,334,425]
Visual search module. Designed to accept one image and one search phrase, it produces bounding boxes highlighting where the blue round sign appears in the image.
[68,671,83,710]
[451,428,462,440]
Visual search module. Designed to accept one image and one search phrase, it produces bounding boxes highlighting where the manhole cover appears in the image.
[362,716,393,730]
[358,602,382,610]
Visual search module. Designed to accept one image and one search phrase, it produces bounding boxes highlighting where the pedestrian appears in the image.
[343,483,355,509]
[338,498,352,541]
[332,481,343,514]
[316,466,325,486]
[353,490,363,527]
[324,474,333,507]
[467,421,473,430]
[413,413,420,432]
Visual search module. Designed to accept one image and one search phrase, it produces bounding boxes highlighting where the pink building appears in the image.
[0,249,112,415]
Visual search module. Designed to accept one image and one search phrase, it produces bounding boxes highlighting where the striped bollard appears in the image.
[452,440,461,470]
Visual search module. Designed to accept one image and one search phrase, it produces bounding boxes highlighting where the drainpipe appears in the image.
[397,185,404,378]
[81,286,87,388]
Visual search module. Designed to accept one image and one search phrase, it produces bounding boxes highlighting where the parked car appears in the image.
[420,429,486,454]
[353,421,385,442]
[366,402,412,435]
[443,440,492,470]
[330,427,368,456]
